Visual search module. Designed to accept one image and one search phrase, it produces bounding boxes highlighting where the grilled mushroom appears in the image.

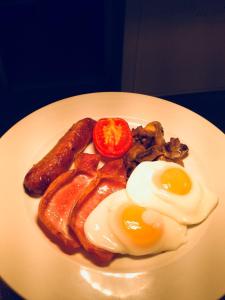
[124,121,189,177]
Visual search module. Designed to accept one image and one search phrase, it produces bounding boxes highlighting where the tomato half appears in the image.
[93,118,133,158]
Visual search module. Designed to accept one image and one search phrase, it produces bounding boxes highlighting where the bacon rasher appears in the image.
[38,153,100,252]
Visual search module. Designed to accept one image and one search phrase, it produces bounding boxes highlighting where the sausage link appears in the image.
[23,118,96,197]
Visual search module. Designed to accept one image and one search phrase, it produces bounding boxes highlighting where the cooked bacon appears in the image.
[38,153,100,252]
[69,159,127,265]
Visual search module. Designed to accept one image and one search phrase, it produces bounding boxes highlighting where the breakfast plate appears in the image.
[0,92,224,300]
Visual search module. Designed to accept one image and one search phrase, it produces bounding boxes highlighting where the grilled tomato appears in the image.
[93,118,133,158]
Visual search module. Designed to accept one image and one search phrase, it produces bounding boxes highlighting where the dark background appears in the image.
[0,0,224,299]
[0,0,125,136]
[0,0,224,137]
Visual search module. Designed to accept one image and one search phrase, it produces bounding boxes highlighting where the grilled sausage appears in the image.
[23,117,96,197]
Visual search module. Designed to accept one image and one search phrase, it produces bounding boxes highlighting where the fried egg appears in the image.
[84,189,187,256]
[126,161,218,225]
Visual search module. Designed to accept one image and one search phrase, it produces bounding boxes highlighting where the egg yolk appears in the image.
[160,167,192,195]
[120,205,163,247]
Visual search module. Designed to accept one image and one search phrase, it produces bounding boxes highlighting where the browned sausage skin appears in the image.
[23,118,96,197]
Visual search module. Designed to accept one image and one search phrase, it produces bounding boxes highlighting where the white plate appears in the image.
[0,92,224,300]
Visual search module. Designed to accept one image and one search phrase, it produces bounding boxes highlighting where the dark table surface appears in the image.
[0,90,224,300]
[163,91,225,133]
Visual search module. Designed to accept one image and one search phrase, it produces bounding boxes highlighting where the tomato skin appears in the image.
[93,118,133,158]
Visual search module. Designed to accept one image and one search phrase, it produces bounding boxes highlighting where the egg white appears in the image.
[126,161,218,225]
[84,190,127,254]
[84,189,187,256]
